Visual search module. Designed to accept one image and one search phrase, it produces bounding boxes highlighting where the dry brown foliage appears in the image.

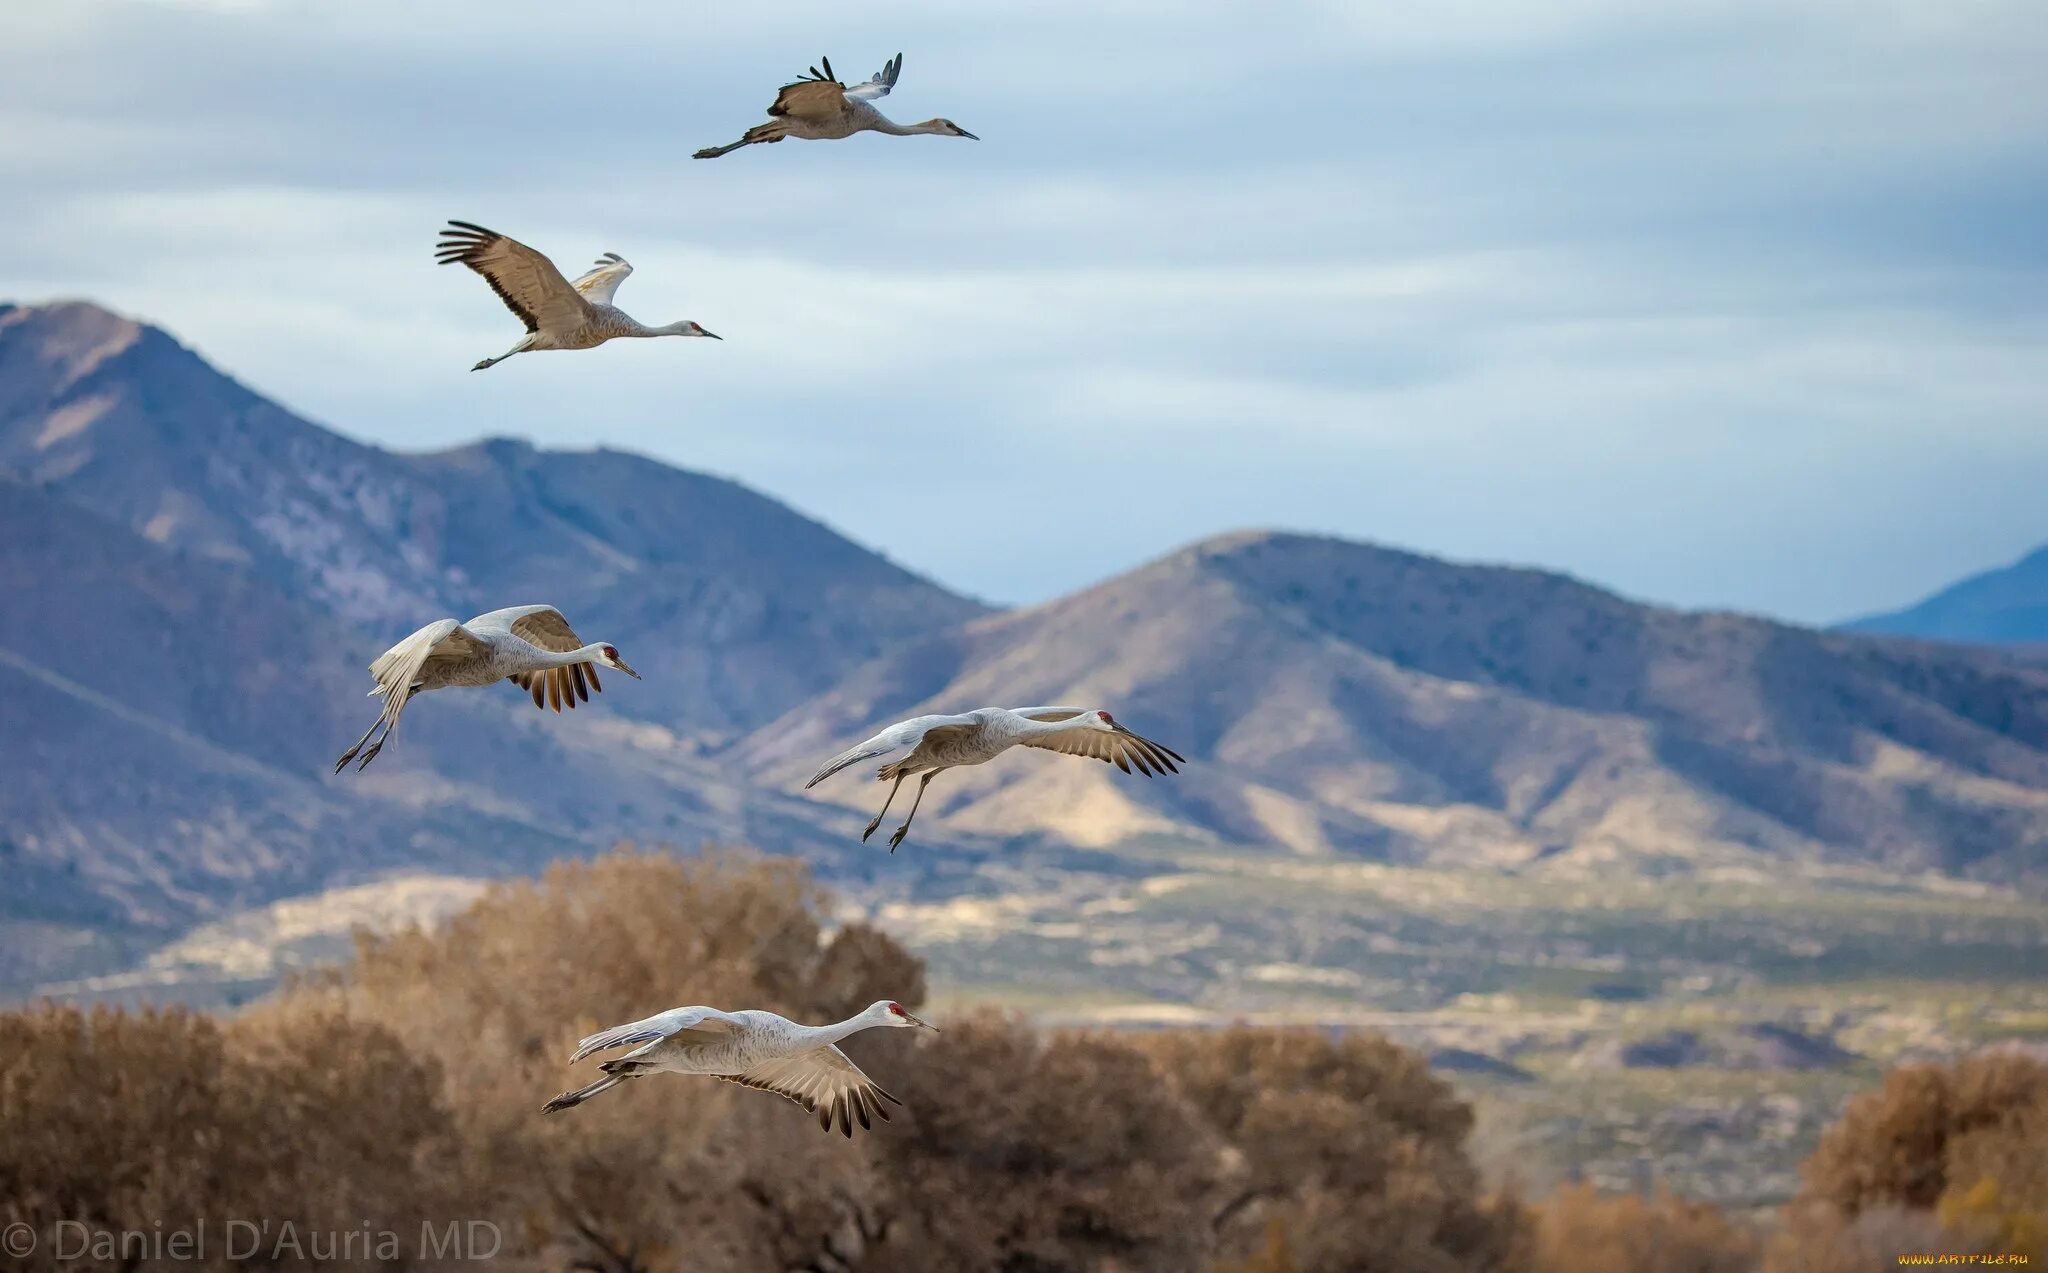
[1526,1183,1759,1273]
[1143,1026,1528,1273]
[0,1001,463,1270]
[0,846,1548,1271]
[1772,1049,2048,1267]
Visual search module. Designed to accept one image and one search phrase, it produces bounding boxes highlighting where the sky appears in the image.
[3,0,2046,623]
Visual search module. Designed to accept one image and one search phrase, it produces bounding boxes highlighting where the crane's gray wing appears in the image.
[806,735,902,788]
[1016,721,1185,776]
[717,1045,899,1137]
[841,53,902,102]
[769,76,854,122]
[466,604,585,651]
[571,253,633,306]
[508,664,605,713]
[569,1006,738,1063]
[367,619,489,695]
[468,605,605,713]
[806,715,981,786]
[1010,706,1088,722]
[510,607,585,651]
[435,221,591,334]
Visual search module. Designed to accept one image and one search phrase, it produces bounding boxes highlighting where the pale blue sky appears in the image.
[4,0,2046,622]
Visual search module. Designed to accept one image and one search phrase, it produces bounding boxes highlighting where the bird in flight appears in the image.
[694,54,977,159]
[335,605,638,773]
[805,706,1184,851]
[542,999,937,1136]
[435,221,721,370]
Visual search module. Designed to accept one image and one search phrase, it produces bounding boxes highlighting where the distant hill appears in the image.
[1843,544,2048,644]
[748,531,2048,880]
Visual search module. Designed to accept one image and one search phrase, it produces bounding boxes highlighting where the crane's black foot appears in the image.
[355,740,385,770]
[333,751,356,774]
[887,827,908,853]
[861,816,884,843]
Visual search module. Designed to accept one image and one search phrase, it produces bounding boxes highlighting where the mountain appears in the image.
[0,300,989,991]
[749,531,2048,880]
[1843,544,2048,644]
[0,301,985,739]
[7,298,2048,1006]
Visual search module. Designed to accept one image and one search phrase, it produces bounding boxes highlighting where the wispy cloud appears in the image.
[3,0,2046,623]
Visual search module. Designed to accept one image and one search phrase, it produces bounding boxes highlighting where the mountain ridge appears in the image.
[0,300,986,738]
[6,298,2048,1001]
[752,528,2048,878]
[1844,543,2048,645]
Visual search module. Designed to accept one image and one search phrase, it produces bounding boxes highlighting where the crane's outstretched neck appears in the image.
[812,1009,883,1046]
[537,643,611,668]
[869,115,952,138]
[1010,711,1094,741]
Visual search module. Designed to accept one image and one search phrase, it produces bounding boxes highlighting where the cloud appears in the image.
[2,0,2046,624]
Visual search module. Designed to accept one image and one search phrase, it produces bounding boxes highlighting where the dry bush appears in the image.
[0,1000,462,1271]
[1769,1050,2048,1269]
[1797,1050,2048,1214]
[1526,1183,1758,1273]
[326,846,927,1273]
[1765,1200,1968,1273]
[1143,1026,1529,1273]
[857,1013,1226,1271]
[1,847,1536,1272]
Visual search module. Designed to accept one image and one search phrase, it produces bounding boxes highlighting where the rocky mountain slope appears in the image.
[6,298,2048,1000]
[0,301,985,739]
[752,531,2048,880]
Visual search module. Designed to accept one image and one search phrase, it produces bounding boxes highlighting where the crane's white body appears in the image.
[694,54,977,159]
[334,604,638,772]
[805,705,1184,850]
[435,222,720,370]
[543,999,935,1136]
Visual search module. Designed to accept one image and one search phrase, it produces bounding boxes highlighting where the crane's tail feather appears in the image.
[541,1075,624,1114]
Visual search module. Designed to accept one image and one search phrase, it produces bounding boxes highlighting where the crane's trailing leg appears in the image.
[692,124,786,160]
[863,774,908,842]
[541,1074,628,1114]
[334,715,387,774]
[887,772,939,853]
[354,730,391,770]
[472,336,533,372]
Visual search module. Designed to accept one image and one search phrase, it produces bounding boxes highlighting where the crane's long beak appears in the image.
[957,128,979,140]
[614,659,642,680]
[701,329,723,340]
[905,1011,939,1032]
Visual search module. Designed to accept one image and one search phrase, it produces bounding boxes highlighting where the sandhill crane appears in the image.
[806,707,1184,851]
[542,999,936,1136]
[693,54,977,159]
[434,221,721,370]
[334,605,640,773]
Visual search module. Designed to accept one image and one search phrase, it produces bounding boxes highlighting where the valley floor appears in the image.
[28,844,2048,1208]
